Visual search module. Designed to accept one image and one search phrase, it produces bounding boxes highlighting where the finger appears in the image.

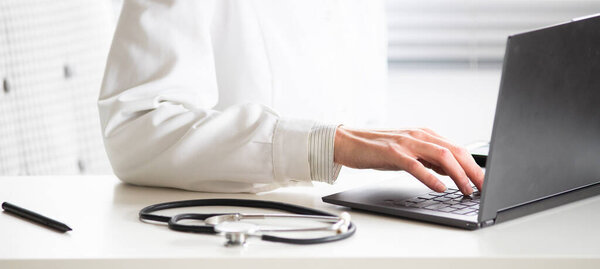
[408,138,474,195]
[418,159,433,169]
[416,131,485,190]
[432,143,484,190]
[418,159,448,176]
[418,127,444,138]
[398,155,447,193]
[431,165,449,176]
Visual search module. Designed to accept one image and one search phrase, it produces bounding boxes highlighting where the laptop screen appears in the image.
[479,15,600,222]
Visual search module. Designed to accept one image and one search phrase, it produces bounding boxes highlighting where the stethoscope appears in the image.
[139,199,356,246]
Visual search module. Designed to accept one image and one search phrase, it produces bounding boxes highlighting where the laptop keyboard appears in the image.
[401,187,481,216]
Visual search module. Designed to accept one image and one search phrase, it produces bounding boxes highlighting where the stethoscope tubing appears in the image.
[139,198,356,245]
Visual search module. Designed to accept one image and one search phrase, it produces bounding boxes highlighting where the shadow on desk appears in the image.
[111,182,321,210]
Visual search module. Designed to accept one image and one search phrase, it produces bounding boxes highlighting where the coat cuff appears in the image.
[308,123,342,184]
[272,118,315,186]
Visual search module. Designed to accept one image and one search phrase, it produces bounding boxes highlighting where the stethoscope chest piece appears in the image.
[213,221,258,246]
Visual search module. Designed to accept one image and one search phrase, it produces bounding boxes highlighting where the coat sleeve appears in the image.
[98,0,314,193]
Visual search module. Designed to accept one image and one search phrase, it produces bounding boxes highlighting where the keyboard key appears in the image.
[438,207,457,213]
[453,208,476,215]
[403,202,420,207]
[417,194,437,200]
[450,204,468,209]
[433,197,452,202]
[406,197,426,203]
[415,200,438,208]
[442,200,460,205]
[465,211,478,216]
[445,193,462,199]
[424,203,449,210]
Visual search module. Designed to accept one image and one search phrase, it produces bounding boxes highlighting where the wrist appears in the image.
[334,126,354,165]
[334,126,385,169]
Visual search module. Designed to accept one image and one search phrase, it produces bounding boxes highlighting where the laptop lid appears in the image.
[479,15,600,223]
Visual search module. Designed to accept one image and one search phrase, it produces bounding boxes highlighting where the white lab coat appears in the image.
[99,0,387,193]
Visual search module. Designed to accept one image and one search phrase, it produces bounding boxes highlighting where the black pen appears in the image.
[2,202,72,232]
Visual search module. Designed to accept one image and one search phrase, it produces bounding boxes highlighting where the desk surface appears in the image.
[1,170,599,269]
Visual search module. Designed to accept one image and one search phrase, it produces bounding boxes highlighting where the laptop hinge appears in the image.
[479,219,495,228]
[494,181,600,224]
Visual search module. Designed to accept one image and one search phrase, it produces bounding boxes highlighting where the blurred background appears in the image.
[0,0,599,175]
[385,0,600,145]
[387,0,600,68]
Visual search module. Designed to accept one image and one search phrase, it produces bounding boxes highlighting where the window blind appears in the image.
[386,0,600,67]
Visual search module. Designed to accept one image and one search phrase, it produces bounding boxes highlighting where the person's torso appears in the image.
[210,0,388,126]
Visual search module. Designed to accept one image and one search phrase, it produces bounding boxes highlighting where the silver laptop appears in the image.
[323,15,600,230]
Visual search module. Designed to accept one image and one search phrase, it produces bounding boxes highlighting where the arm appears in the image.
[98,0,313,193]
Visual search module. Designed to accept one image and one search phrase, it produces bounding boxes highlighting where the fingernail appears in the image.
[463,184,473,195]
[435,182,447,193]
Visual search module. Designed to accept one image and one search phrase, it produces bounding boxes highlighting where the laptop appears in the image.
[322,14,600,230]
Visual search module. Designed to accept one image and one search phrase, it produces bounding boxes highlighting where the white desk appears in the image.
[1,169,599,269]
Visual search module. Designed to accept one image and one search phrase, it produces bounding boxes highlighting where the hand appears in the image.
[333,126,484,195]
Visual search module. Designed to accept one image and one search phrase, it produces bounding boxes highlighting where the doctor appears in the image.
[99,0,484,195]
